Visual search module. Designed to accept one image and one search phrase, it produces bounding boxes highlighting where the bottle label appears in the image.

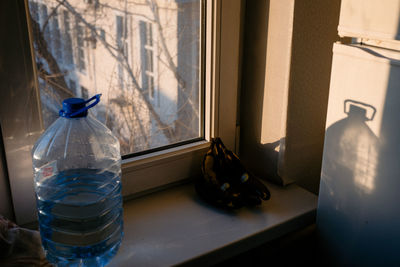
[38,161,58,181]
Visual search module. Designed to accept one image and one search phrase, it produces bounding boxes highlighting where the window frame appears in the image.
[121,0,242,198]
[0,0,242,225]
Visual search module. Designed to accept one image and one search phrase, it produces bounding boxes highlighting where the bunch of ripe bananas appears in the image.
[195,138,271,209]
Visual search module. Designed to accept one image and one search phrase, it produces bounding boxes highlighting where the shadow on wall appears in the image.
[255,140,283,186]
[239,0,270,183]
[318,100,381,265]
[322,100,378,200]
[319,82,400,264]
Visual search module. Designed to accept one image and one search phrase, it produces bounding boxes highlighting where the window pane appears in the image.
[28,0,203,156]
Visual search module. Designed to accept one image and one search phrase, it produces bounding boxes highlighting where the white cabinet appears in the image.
[317,42,400,264]
[338,0,400,41]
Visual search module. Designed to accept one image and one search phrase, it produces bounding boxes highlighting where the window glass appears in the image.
[28,0,203,156]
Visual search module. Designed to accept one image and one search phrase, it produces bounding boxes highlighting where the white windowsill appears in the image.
[109,181,318,266]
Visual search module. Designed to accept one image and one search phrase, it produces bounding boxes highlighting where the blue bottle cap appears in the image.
[59,94,101,118]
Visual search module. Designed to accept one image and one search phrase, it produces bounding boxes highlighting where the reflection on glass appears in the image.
[28,0,202,156]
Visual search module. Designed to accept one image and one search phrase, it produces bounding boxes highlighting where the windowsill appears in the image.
[109,180,318,266]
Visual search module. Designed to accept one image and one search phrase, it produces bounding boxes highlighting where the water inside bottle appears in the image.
[35,168,123,266]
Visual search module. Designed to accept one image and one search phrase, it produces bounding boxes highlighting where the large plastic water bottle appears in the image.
[32,95,123,266]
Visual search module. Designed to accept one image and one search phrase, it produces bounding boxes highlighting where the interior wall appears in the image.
[283,0,341,193]
[240,0,283,184]
[240,0,341,193]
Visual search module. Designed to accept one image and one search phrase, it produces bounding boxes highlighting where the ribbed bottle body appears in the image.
[32,116,123,267]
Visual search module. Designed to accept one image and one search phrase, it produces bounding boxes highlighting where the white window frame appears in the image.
[0,0,242,225]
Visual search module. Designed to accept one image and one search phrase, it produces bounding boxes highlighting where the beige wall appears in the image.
[284,0,341,193]
[239,0,283,185]
[240,0,341,194]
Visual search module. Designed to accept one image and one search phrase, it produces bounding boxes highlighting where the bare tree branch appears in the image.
[31,0,200,152]
[98,2,155,22]
[30,17,73,100]
[146,0,198,118]
[42,0,64,31]
[58,0,177,142]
